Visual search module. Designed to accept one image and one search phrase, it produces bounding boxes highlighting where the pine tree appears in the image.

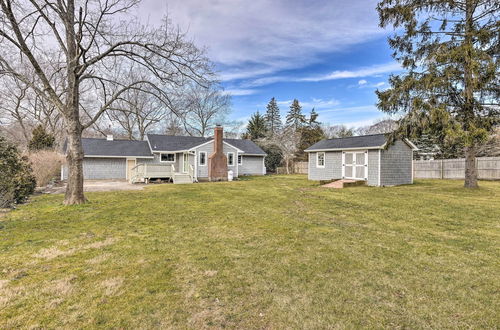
[376,0,499,188]
[285,99,306,130]
[244,112,267,141]
[308,108,320,127]
[28,125,55,151]
[264,97,282,136]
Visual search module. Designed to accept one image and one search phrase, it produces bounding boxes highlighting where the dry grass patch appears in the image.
[27,150,64,187]
[101,277,124,296]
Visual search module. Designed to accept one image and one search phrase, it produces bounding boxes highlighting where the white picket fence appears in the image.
[413,157,500,180]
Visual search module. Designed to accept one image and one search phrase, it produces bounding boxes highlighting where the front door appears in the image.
[343,151,367,180]
[127,159,136,180]
[183,153,189,173]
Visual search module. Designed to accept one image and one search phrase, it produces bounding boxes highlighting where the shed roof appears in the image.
[78,138,153,157]
[305,134,388,151]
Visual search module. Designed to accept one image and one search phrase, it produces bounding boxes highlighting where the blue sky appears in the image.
[138,0,402,128]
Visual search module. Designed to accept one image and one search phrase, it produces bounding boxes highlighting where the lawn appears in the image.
[0,176,499,328]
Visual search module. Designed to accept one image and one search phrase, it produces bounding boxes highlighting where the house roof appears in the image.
[146,134,266,155]
[146,134,210,152]
[223,138,266,155]
[305,134,388,151]
[78,138,153,157]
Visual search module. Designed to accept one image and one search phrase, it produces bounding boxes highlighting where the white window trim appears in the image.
[227,152,235,166]
[237,154,243,165]
[159,152,176,163]
[199,151,207,166]
[316,152,325,168]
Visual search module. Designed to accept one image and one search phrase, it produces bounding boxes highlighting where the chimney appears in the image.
[106,134,113,141]
[208,125,228,181]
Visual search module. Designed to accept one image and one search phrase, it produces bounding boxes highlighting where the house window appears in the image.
[227,152,234,166]
[160,153,175,162]
[238,155,243,165]
[317,152,325,168]
[199,151,207,166]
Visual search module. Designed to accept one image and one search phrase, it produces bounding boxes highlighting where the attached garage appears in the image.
[62,137,154,181]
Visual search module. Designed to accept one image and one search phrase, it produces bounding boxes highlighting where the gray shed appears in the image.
[305,134,418,186]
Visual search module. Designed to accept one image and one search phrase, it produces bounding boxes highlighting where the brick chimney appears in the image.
[208,126,228,181]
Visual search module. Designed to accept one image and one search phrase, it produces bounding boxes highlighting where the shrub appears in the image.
[0,136,36,208]
[28,150,65,187]
[28,125,55,151]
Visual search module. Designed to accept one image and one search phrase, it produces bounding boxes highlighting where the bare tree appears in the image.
[106,72,169,140]
[323,125,355,138]
[163,112,186,136]
[357,119,398,135]
[180,84,231,137]
[0,0,211,204]
[264,127,300,174]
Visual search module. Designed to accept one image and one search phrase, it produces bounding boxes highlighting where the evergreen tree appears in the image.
[376,0,499,188]
[285,99,306,130]
[296,126,326,161]
[28,125,55,151]
[0,135,36,208]
[307,108,320,127]
[244,112,267,141]
[264,97,282,136]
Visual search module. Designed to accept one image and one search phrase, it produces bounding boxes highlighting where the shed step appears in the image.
[322,179,366,189]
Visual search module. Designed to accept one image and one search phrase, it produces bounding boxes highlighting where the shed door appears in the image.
[343,151,367,180]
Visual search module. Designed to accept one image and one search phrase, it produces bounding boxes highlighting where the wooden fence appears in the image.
[276,162,308,175]
[413,157,500,180]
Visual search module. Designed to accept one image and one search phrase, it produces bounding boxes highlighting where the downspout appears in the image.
[235,151,239,178]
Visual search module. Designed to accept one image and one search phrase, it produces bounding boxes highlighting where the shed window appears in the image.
[317,152,325,168]
[160,153,175,162]
[238,155,243,165]
[199,151,207,166]
[227,152,234,166]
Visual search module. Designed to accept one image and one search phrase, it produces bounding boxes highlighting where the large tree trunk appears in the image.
[64,118,86,204]
[462,0,478,189]
[464,145,478,188]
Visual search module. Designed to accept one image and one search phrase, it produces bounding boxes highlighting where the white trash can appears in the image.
[228,170,234,181]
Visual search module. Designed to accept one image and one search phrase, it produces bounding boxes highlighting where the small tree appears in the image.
[285,99,306,130]
[0,135,36,208]
[244,112,267,140]
[28,125,55,151]
[259,143,283,173]
[265,97,282,137]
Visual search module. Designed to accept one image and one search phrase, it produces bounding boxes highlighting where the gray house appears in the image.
[305,134,418,186]
[62,127,266,184]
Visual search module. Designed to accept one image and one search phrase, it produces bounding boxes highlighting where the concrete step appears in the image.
[322,179,366,189]
[173,173,193,184]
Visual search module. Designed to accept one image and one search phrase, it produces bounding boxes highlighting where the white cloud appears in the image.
[137,0,385,81]
[222,88,258,96]
[240,62,400,88]
[297,62,401,82]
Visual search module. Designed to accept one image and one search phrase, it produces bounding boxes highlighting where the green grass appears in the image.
[1,176,499,328]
